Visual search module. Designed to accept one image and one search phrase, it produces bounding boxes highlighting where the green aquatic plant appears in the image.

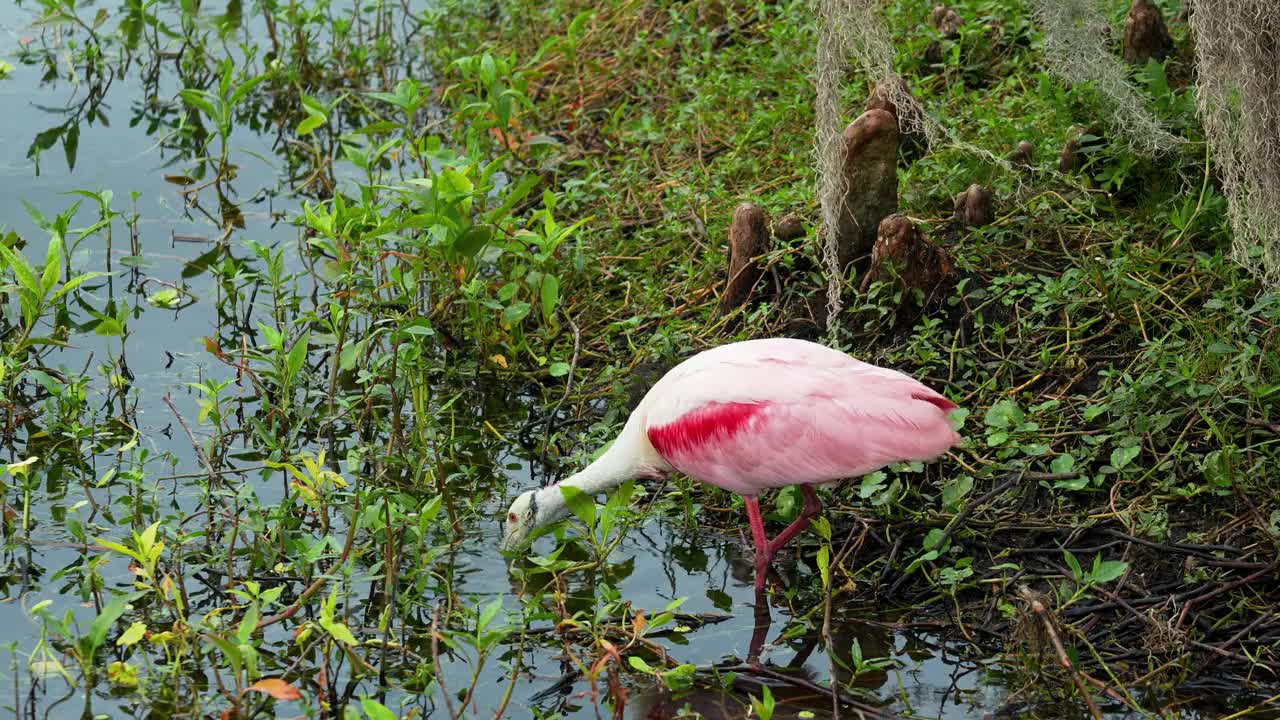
[0,229,105,370]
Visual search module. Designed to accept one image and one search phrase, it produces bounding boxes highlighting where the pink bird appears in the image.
[500,338,961,589]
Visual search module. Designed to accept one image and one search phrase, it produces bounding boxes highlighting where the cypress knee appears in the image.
[720,202,771,314]
[835,110,900,274]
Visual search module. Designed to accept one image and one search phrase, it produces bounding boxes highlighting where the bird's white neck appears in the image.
[530,416,665,529]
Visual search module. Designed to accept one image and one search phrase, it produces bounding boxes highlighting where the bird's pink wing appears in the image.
[641,344,958,496]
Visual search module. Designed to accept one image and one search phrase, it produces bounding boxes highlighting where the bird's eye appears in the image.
[508,512,518,522]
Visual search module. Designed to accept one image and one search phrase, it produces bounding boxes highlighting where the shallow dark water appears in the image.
[0,3,1268,719]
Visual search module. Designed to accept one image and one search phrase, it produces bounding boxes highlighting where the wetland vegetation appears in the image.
[0,0,1277,718]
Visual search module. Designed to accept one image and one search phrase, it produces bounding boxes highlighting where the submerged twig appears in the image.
[1020,587,1104,720]
[431,603,461,720]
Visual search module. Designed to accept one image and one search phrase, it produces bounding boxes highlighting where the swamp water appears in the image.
[0,2,1267,719]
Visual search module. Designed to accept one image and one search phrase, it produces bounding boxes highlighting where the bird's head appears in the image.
[499,489,538,553]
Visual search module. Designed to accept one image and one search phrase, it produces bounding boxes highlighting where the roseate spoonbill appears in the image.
[500,337,961,589]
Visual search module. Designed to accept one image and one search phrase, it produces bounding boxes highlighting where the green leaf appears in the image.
[923,528,948,553]
[941,475,973,510]
[139,521,160,553]
[1050,454,1075,474]
[479,53,497,88]
[750,685,775,720]
[228,72,267,109]
[1091,558,1129,584]
[117,621,147,647]
[360,699,399,720]
[93,537,142,563]
[205,632,243,677]
[0,242,40,297]
[1254,384,1280,400]
[548,361,570,377]
[870,478,901,507]
[812,515,831,541]
[568,10,593,37]
[1054,476,1090,491]
[439,167,474,197]
[858,471,887,499]
[453,224,491,257]
[397,320,434,338]
[1110,445,1141,470]
[321,619,359,646]
[339,338,366,372]
[501,301,531,329]
[93,313,124,336]
[817,545,830,589]
[599,480,636,541]
[146,288,182,309]
[179,89,219,122]
[627,656,655,674]
[49,271,106,302]
[603,480,636,515]
[297,113,325,136]
[182,246,224,278]
[772,485,799,521]
[984,399,1024,429]
[86,594,131,659]
[540,274,560,321]
[238,602,259,645]
[410,496,441,531]
[41,232,62,295]
[26,125,64,161]
[286,331,310,379]
[258,323,283,351]
[487,174,540,221]
[1063,549,1083,581]
[63,123,79,172]
[353,120,404,135]
[477,597,503,633]
[559,485,596,528]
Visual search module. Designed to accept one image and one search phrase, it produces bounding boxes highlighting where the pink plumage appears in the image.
[632,338,960,589]
[639,338,959,496]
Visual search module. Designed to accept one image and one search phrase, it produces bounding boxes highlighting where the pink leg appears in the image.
[744,486,824,591]
[744,497,771,590]
[766,485,823,557]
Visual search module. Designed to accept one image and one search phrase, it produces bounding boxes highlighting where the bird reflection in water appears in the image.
[628,587,892,720]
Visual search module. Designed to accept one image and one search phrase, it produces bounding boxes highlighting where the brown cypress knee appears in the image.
[835,109,900,275]
[859,214,953,299]
[719,202,771,314]
[1123,0,1173,65]
[953,184,994,227]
